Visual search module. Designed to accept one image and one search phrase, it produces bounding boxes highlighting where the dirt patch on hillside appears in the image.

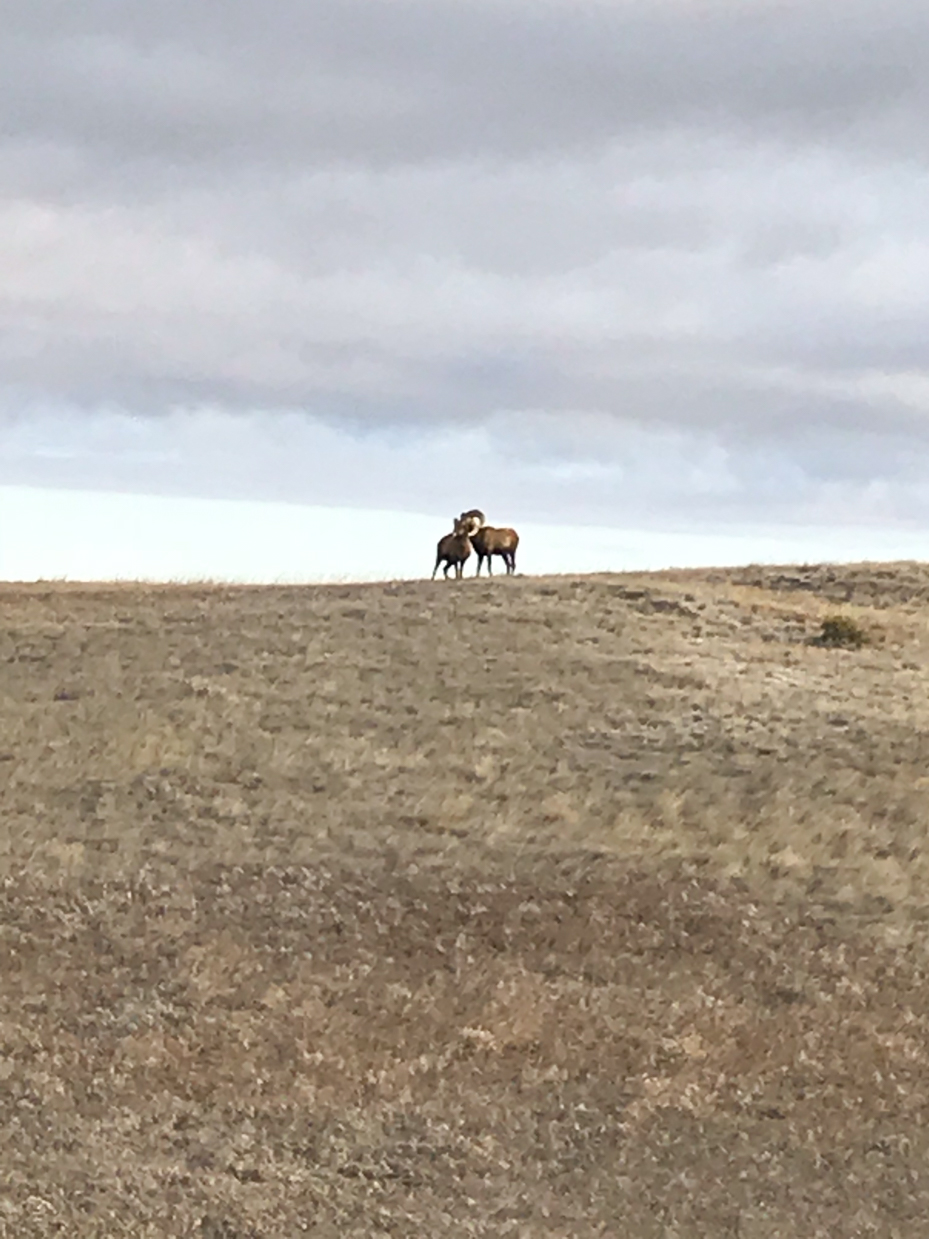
[3,565,929,1234]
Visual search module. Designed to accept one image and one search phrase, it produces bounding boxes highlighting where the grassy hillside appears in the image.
[3,565,929,1234]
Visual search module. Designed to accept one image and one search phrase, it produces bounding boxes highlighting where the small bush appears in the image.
[816,614,869,649]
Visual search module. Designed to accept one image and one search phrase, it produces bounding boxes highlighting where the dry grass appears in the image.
[3,563,929,1234]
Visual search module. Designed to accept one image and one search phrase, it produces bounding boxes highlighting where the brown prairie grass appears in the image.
[3,563,929,1234]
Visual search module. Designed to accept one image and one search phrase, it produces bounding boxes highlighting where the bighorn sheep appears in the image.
[432,516,473,579]
[458,510,519,576]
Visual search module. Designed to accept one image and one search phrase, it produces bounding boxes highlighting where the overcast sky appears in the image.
[2,0,929,549]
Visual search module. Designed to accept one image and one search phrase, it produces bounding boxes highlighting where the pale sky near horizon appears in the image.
[2,1,929,576]
[2,485,927,583]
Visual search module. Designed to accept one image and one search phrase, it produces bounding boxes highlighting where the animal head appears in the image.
[452,515,474,538]
[458,509,486,537]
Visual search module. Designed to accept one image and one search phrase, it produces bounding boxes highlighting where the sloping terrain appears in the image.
[2,564,929,1235]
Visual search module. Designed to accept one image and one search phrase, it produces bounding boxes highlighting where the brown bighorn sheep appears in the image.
[432,516,473,579]
[458,510,519,575]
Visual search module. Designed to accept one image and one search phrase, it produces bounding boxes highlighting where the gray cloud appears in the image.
[2,1,929,529]
[6,1,929,165]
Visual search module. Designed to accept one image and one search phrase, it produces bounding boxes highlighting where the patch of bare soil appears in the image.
[3,563,929,1234]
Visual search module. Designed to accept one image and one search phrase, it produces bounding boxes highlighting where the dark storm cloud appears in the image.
[2,0,929,525]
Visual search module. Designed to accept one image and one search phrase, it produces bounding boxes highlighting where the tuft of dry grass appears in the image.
[3,564,929,1234]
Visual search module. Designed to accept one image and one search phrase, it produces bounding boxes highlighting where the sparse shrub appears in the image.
[816,614,869,649]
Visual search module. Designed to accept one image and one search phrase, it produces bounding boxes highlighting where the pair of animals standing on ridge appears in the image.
[432,509,519,579]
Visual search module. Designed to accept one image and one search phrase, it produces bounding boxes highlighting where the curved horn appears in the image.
[459,509,485,536]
